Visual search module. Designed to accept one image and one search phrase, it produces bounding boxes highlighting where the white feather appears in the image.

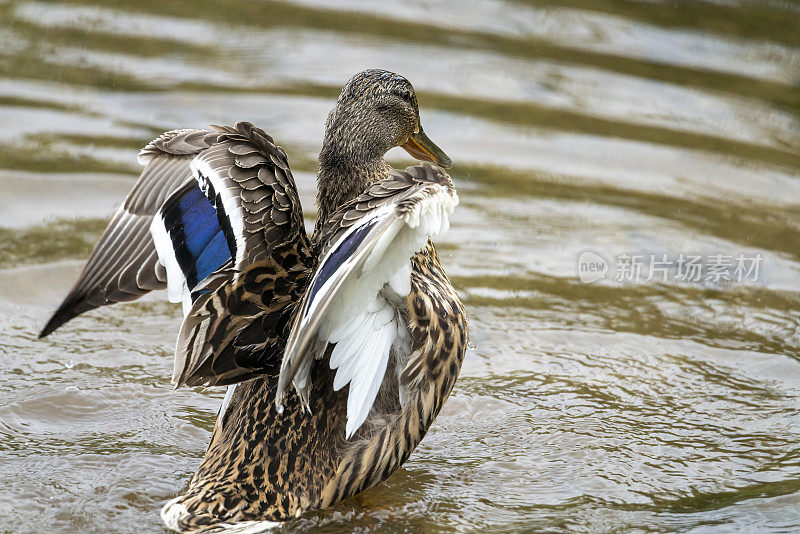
[317,223,424,437]
[149,212,192,314]
[310,208,394,341]
[284,183,459,439]
[332,322,375,390]
[334,300,395,438]
[328,311,367,345]
[403,188,457,231]
[388,264,412,296]
[360,219,403,275]
[329,315,369,368]
[161,498,189,532]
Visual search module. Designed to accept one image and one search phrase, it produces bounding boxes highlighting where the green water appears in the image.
[1,0,799,532]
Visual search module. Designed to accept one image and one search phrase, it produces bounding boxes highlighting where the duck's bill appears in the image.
[402,129,452,168]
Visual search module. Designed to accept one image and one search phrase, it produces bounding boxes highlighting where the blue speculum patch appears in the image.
[306,219,377,313]
[162,182,234,295]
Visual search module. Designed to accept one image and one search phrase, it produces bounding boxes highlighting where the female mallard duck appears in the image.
[39,69,468,532]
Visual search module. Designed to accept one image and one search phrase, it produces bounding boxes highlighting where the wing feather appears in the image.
[166,122,312,389]
[39,129,216,337]
[276,164,458,438]
[41,122,312,395]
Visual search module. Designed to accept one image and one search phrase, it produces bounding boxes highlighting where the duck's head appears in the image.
[320,69,451,169]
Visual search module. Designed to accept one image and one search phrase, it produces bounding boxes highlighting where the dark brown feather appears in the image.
[170,123,314,388]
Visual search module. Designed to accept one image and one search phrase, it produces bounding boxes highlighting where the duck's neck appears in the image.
[314,152,392,237]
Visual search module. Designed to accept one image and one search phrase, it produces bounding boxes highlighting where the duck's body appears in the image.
[168,245,465,528]
[39,70,467,531]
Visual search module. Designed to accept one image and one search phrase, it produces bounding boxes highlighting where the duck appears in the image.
[38,69,468,532]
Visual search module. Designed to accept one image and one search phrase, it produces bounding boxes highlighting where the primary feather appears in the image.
[38,129,216,337]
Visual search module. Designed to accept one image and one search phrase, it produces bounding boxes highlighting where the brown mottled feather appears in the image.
[171,122,315,388]
[166,244,466,530]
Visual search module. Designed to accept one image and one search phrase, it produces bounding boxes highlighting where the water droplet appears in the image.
[64,360,74,369]
[467,341,476,350]
[276,404,284,415]
[65,385,79,393]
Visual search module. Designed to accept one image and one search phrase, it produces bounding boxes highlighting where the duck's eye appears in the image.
[396,90,412,101]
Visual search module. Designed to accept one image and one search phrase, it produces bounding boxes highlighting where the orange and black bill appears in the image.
[401,129,452,168]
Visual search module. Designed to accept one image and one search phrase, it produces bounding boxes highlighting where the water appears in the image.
[1,0,799,532]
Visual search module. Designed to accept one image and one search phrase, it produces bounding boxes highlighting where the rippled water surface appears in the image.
[1,1,800,532]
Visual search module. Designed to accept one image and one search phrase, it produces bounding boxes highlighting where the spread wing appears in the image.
[39,129,216,337]
[275,164,458,438]
[166,122,313,388]
[40,121,312,392]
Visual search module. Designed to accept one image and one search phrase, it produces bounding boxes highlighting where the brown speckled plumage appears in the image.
[170,123,315,388]
[166,172,467,529]
[39,69,467,532]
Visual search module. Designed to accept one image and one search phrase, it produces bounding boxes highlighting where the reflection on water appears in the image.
[1,0,799,532]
